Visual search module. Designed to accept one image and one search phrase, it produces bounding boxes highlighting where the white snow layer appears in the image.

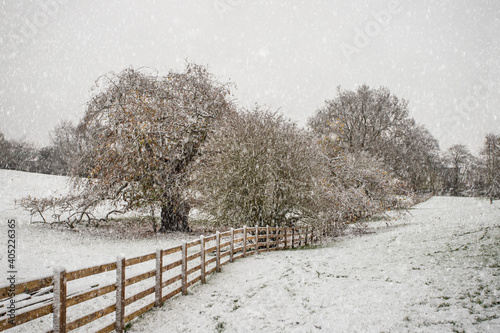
[0,170,499,332]
[128,197,500,333]
[0,169,196,281]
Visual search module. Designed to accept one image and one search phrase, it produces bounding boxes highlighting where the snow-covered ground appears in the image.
[1,170,499,332]
[0,169,197,281]
[0,169,72,224]
[128,197,500,333]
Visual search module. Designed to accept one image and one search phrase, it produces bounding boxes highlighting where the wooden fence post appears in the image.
[216,231,221,272]
[155,249,163,307]
[266,225,270,251]
[284,227,288,249]
[255,225,259,254]
[275,226,279,249]
[182,241,187,295]
[200,235,206,284]
[305,226,308,246]
[292,228,295,249]
[278,226,282,249]
[243,226,247,257]
[230,228,234,262]
[116,256,125,333]
[53,266,67,333]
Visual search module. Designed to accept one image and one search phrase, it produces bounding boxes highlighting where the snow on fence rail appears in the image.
[0,225,316,332]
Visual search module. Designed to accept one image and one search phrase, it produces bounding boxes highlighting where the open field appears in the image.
[128,197,500,332]
[0,170,499,332]
[0,169,198,281]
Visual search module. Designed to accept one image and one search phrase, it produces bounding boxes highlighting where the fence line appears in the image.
[0,226,316,332]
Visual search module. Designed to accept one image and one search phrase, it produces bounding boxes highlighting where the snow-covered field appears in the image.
[1,170,499,332]
[0,169,197,280]
[128,197,500,333]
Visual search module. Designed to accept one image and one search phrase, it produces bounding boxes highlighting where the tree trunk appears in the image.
[159,199,191,232]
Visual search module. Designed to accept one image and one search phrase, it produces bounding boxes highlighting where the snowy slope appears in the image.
[0,169,72,224]
[128,197,500,333]
[1,170,499,332]
[0,170,197,281]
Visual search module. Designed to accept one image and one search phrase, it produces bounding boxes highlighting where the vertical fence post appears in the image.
[277,227,284,248]
[284,227,288,249]
[243,226,247,257]
[53,266,67,333]
[155,249,163,307]
[230,228,234,263]
[305,226,309,246]
[266,225,270,251]
[216,231,221,272]
[116,256,125,333]
[255,225,259,254]
[182,241,187,295]
[275,226,280,249]
[299,227,302,247]
[292,228,295,249]
[200,235,206,284]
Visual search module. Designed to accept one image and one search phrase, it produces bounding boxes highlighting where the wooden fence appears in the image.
[0,225,316,332]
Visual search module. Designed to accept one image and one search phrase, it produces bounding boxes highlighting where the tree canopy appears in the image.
[308,84,440,192]
[74,63,234,231]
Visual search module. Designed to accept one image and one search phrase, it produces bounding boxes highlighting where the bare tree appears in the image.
[49,120,78,175]
[386,121,442,192]
[481,133,500,203]
[444,144,473,196]
[192,107,329,228]
[308,84,440,193]
[0,134,37,172]
[74,63,234,232]
[0,132,13,169]
[308,84,409,154]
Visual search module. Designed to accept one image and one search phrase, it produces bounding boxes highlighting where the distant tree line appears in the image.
[442,135,500,202]
[10,64,500,236]
[308,84,500,202]
[0,120,77,176]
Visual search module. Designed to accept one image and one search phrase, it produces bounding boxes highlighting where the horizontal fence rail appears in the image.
[0,226,316,332]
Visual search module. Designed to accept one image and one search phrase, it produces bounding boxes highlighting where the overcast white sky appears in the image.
[1,0,499,153]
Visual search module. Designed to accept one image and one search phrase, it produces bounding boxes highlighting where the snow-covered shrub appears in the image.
[192,107,329,228]
[192,106,414,235]
[316,137,414,235]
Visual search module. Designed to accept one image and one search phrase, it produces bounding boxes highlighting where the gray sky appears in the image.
[1,0,499,154]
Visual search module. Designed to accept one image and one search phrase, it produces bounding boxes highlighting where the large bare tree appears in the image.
[308,84,409,154]
[308,84,441,192]
[75,63,234,232]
